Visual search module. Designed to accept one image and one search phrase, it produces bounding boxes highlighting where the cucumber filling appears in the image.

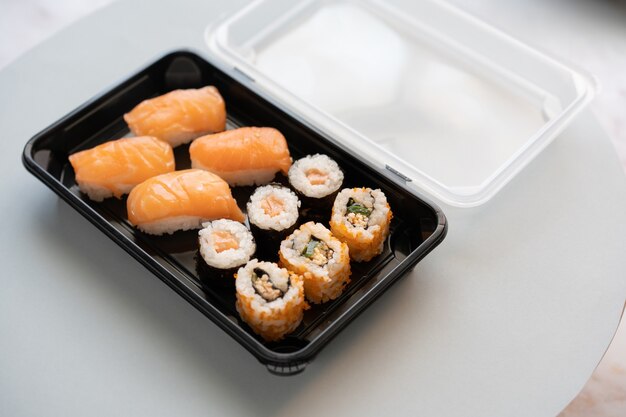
[302,237,334,266]
[346,197,371,228]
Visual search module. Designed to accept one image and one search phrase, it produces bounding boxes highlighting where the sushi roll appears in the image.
[69,136,175,201]
[127,169,245,235]
[235,260,308,341]
[247,184,300,257]
[330,188,393,262]
[288,154,343,217]
[189,127,292,186]
[197,220,256,288]
[124,86,226,147]
[279,222,351,304]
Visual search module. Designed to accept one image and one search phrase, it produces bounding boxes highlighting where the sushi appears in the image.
[126,169,245,235]
[330,188,393,262]
[247,184,300,257]
[123,86,226,147]
[68,136,175,202]
[279,222,351,304]
[189,127,292,186]
[197,220,256,288]
[288,154,343,215]
[235,259,308,341]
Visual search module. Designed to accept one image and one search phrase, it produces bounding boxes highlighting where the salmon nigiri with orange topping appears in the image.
[189,127,292,186]
[124,86,226,147]
[69,136,175,202]
[126,169,245,235]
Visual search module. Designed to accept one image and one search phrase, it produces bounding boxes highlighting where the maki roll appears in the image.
[330,188,393,262]
[235,260,308,341]
[197,220,256,288]
[288,154,343,217]
[279,222,351,304]
[247,184,300,257]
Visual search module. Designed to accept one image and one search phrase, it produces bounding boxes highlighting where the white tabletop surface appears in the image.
[1,1,626,416]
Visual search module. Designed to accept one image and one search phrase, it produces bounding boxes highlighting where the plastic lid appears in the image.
[205,0,596,207]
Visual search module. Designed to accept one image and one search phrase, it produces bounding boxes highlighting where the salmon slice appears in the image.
[305,168,328,185]
[189,127,292,186]
[68,136,175,202]
[127,169,245,235]
[212,230,240,252]
[260,195,285,217]
[123,86,226,147]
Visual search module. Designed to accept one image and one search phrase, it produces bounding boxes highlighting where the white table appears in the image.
[1,1,625,416]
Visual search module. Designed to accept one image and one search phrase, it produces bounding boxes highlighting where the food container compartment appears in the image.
[22,51,447,375]
[206,0,596,207]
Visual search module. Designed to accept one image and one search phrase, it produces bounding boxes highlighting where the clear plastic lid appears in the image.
[205,0,596,207]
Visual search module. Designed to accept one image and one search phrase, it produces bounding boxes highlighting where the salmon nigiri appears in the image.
[189,127,292,186]
[69,136,175,202]
[124,86,226,147]
[127,169,245,235]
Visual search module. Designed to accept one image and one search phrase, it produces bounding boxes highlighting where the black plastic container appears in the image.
[22,51,447,375]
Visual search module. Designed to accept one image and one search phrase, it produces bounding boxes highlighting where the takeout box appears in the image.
[22,0,594,375]
[23,51,447,374]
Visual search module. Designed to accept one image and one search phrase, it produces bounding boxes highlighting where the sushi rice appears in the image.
[138,216,216,235]
[191,165,279,188]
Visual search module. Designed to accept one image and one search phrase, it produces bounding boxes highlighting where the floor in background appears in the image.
[1,0,624,415]
[560,316,626,417]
